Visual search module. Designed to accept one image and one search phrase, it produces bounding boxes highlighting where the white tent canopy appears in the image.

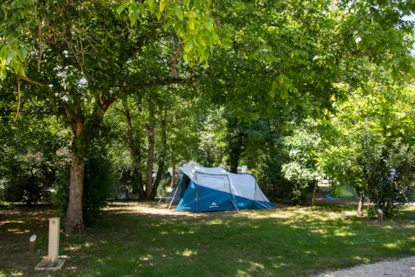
[171,165,275,212]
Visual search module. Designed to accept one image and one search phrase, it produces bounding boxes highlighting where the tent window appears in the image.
[184,176,191,190]
[180,175,191,198]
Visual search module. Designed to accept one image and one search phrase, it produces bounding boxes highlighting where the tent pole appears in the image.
[168,179,180,210]
[227,175,239,213]
[195,172,199,213]
[196,183,198,213]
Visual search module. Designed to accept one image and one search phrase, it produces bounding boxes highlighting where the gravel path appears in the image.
[314,256,415,277]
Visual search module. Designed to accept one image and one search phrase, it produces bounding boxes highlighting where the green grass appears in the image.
[1,203,414,277]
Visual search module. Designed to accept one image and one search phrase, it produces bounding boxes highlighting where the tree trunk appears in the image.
[65,104,85,234]
[64,96,113,234]
[171,156,176,188]
[150,116,167,199]
[151,150,166,199]
[65,149,85,234]
[358,192,364,216]
[122,100,143,196]
[226,116,244,174]
[229,132,243,173]
[145,119,155,199]
[312,180,318,207]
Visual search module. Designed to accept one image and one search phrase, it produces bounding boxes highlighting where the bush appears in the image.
[257,147,299,203]
[2,158,45,205]
[363,139,415,217]
[82,146,114,226]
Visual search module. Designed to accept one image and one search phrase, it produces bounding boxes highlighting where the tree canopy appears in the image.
[1,0,415,233]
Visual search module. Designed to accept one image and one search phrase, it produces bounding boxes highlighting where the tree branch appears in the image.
[113,106,127,115]
[21,76,46,86]
[13,76,21,121]
[139,77,193,90]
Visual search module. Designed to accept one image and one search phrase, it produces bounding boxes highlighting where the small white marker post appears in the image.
[29,234,37,253]
[48,217,60,265]
[35,217,67,271]
[377,209,383,222]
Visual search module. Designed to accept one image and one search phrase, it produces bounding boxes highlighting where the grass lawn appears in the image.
[0,202,414,277]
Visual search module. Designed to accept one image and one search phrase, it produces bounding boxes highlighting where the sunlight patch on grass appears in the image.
[272,262,289,269]
[404,205,415,212]
[236,269,248,276]
[248,261,265,270]
[352,256,371,263]
[96,258,105,264]
[383,242,399,249]
[65,242,93,251]
[65,245,82,251]
[234,261,265,277]
[0,220,25,226]
[344,211,357,216]
[6,228,29,235]
[1,271,23,277]
[206,218,225,224]
[139,254,153,261]
[177,230,196,235]
[303,250,318,255]
[333,230,356,237]
[310,229,328,235]
[177,249,197,257]
[381,225,395,230]
[236,206,360,223]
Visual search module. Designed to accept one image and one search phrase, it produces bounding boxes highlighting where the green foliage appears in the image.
[117,0,219,66]
[362,136,415,217]
[2,157,43,205]
[0,89,70,205]
[257,145,295,202]
[83,151,113,226]
[51,163,71,216]
[1,0,415,225]
[318,82,415,216]
[281,121,324,203]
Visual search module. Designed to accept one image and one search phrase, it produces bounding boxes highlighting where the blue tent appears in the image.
[169,166,276,212]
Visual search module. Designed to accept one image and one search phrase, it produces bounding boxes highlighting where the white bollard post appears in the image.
[48,218,60,265]
[377,209,383,222]
[29,234,37,254]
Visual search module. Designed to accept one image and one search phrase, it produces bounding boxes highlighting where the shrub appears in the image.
[363,138,415,217]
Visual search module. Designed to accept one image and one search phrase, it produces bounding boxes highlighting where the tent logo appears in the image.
[209,202,219,208]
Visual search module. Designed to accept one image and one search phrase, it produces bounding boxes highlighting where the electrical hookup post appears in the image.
[34,217,68,271]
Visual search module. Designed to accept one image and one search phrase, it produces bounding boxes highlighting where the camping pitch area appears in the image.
[0,202,414,277]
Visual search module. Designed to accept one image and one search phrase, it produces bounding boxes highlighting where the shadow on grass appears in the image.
[1,203,414,277]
